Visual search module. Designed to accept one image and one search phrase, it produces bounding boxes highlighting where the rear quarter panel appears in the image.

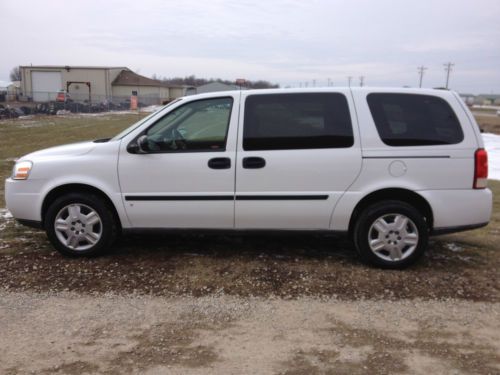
[331,88,485,231]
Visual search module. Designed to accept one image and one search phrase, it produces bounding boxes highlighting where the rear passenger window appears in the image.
[367,93,463,146]
[243,93,353,151]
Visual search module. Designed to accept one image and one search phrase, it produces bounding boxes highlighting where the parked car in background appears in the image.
[5,88,492,268]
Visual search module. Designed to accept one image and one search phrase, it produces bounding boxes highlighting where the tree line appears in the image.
[152,74,279,89]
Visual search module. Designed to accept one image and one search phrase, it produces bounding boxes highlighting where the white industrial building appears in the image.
[18,65,190,104]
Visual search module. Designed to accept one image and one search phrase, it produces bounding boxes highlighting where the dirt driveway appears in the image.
[1,292,499,375]
[1,225,499,374]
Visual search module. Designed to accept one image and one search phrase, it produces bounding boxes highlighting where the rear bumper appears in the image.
[419,188,492,230]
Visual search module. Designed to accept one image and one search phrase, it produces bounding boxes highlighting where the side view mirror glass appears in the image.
[137,135,150,152]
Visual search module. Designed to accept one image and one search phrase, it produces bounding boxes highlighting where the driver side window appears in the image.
[146,97,233,152]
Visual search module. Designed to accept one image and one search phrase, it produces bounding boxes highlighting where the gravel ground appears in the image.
[1,291,499,374]
[1,227,499,302]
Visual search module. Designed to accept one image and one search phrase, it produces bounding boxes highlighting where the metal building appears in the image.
[18,65,189,104]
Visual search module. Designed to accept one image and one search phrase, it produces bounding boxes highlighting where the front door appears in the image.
[118,95,238,228]
[235,91,362,229]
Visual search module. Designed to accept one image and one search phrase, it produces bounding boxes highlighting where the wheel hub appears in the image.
[54,203,102,251]
[368,213,419,262]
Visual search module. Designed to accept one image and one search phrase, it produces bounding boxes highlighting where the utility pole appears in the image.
[359,76,364,87]
[347,76,352,87]
[417,65,427,88]
[444,62,454,89]
[327,78,331,87]
[312,79,316,87]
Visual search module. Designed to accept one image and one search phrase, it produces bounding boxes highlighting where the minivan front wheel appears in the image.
[353,201,428,269]
[45,192,118,256]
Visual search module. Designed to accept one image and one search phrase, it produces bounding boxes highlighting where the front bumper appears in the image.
[5,178,44,222]
[16,219,43,229]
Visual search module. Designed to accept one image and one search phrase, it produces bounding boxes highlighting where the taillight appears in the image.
[474,148,488,189]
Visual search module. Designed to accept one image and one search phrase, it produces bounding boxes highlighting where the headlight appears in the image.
[12,161,33,180]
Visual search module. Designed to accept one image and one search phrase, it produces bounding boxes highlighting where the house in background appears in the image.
[0,80,20,102]
[0,80,8,102]
[186,81,244,95]
[474,94,500,106]
[459,93,475,106]
[18,65,190,104]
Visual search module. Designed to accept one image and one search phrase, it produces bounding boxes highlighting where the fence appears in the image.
[0,90,168,116]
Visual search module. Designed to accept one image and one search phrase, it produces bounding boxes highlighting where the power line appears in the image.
[444,62,454,89]
[417,65,427,88]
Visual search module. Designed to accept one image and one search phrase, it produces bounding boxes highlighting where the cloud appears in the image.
[0,0,499,93]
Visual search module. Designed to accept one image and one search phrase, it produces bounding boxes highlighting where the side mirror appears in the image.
[127,135,150,154]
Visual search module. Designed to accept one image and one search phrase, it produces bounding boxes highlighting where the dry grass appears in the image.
[473,112,500,134]
[0,112,147,206]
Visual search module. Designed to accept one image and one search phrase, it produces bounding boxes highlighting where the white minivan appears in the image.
[5,88,492,268]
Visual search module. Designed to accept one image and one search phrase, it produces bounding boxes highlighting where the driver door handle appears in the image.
[208,157,231,169]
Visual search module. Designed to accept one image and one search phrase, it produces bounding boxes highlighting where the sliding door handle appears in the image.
[242,157,266,169]
[208,157,231,169]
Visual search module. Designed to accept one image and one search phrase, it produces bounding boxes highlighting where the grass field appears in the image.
[0,112,148,206]
[474,112,500,134]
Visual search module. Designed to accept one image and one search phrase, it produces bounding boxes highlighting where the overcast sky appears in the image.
[1,0,499,93]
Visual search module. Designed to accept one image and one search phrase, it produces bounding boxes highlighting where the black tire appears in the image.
[44,192,118,257]
[353,200,428,269]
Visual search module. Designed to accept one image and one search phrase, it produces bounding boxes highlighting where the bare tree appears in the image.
[9,66,21,81]
[161,75,278,89]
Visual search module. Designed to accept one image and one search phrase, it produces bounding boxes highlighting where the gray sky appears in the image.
[1,0,499,93]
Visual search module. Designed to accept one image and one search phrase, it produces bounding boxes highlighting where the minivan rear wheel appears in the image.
[353,200,428,269]
[45,192,118,256]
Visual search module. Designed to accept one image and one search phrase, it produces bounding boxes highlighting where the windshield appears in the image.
[111,99,182,140]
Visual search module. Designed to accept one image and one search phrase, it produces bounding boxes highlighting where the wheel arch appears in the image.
[348,188,434,236]
[41,183,122,230]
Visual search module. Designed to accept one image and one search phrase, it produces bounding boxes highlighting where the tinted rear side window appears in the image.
[367,93,463,146]
[243,93,353,151]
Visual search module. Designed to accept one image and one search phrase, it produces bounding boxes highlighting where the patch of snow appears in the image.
[56,110,71,115]
[482,133,500,180]
[0,209,13,220]
[77,110,136,117]
[473,104,500,111]
[445,243,463,252]
[140,105,162,113]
